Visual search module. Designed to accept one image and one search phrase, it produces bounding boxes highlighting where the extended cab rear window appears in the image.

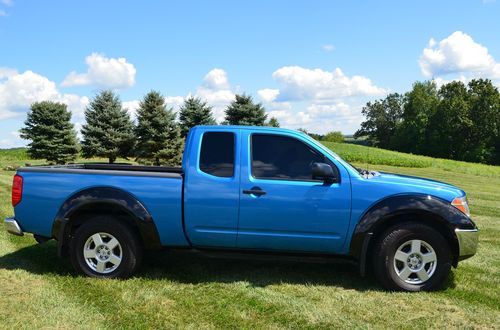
[199,132,235,178]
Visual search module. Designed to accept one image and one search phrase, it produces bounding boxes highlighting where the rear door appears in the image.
[183,129,240,248]
[237,131,351,254]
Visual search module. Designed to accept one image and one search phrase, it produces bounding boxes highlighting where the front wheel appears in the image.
[69,216,143,278]
[373,222,451,291]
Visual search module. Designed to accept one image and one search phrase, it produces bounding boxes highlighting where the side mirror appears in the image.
[311,162,336,183]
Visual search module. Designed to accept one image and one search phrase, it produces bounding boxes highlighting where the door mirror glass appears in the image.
[311,162,336,183]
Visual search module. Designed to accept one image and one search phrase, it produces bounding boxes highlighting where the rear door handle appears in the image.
[243,188,266,196]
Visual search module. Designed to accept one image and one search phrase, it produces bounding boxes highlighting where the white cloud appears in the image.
[256,66,384,134]
[419,31,500,79]
[0,69,88,120]
[122,100,140,120]
[257,88,280,103]
[269,66,386,101]
[0,131,24,149]
[61,53,136,88]
[165,96,185,110]
[202,68,230,90]
[268,109,312,127]
[62,94,89,119]
[1,0,13,6]
[0,67,17,79]
[195,68,235,121]
[266,101,364,134]
[322,44,335,52]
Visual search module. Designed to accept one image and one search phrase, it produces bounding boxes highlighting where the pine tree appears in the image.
[20,101,79,164]
[224,94,267,126]
[178,96,216,137]
[81,90,135,163]
[134,91,183,166]
[267,117,280,127]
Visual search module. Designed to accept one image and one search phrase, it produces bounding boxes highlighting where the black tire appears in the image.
[373,222,451,291]
[69,216,143,278]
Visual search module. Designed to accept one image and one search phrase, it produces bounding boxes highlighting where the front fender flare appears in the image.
[349,194,477,273]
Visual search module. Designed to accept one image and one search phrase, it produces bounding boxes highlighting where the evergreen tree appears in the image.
[20,101,79,164]
[267,117,280,127]
[81,90,135,163]
[178,96,216,137]
[134,91,183,166]
[224,94,267,125]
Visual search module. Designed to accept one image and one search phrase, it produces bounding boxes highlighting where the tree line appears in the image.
[21,91,280,165]
[355,79,500,165]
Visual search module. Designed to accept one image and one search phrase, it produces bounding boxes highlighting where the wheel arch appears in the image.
[350,194,476,274]
[52,186,162,257]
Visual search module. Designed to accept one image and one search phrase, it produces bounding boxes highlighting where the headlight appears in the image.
[451,196,470,217]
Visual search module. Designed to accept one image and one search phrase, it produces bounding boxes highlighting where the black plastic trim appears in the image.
[52,186,162,257]
[18,164,182,178]
[349,194,477,263]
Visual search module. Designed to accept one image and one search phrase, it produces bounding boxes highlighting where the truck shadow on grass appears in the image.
[0,240,456,291]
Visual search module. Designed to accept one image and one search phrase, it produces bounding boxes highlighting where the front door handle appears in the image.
[243,188,266,196]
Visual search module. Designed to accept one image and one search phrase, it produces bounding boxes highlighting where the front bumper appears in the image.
[4,217,24,236]
[455,228,478,260]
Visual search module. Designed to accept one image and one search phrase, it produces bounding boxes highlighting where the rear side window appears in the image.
[252,134,332,181]
[199,132,235,177]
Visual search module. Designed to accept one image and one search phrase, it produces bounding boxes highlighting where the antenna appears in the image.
[366,141,370,175]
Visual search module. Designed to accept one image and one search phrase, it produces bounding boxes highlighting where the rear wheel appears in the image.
[373,222,451,291]
[69,216,142,278]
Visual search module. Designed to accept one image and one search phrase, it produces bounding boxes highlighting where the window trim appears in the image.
[249,133,340,183]
[198,131,236,178]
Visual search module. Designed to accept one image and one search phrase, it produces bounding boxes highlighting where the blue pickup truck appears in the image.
[5,126,478,291]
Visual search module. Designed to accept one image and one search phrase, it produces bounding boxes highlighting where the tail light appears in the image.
[12,174,23,207]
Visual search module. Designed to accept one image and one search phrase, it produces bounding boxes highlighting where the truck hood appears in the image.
[370,172,465,201]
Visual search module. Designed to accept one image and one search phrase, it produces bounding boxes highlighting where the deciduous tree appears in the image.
[395,81,439,154]
[355,93,404,149]
[322,131,344,143]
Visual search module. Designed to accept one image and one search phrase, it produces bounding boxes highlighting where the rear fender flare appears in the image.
[52,187,161,256]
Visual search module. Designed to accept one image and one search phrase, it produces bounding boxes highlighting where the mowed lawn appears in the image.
[0,147,499,329]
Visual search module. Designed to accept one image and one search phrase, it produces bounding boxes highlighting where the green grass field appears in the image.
[0,145,499,328]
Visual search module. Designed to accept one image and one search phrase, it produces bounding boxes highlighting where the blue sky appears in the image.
[1,0,499,147]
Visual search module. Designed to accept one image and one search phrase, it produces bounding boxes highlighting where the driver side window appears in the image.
[251,134,336,181]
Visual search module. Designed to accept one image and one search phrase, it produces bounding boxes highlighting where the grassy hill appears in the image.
[0,145,498,328]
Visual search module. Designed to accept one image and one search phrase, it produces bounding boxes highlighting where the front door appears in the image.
[237,132,351,254]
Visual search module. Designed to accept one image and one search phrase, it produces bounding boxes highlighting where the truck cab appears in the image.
[183,126,352,253]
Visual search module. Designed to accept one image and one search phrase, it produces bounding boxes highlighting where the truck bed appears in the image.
[14,162,186,246]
